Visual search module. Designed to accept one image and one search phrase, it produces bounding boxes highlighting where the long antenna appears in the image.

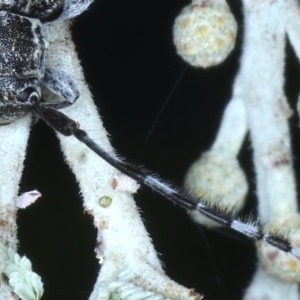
[33,102,300,261]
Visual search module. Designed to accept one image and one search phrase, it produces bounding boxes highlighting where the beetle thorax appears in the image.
[0,11,45,79]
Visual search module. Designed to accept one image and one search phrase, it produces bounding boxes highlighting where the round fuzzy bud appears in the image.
[257,215,300,283]
[173,0,237,67]
[184,150,248,227]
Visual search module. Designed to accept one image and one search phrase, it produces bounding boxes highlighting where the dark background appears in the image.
[17,1,300,299]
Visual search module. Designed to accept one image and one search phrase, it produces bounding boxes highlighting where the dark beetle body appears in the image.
[0,0,92,124]
[0,11,44,123]
[0,12,45,78]
[0,0,64,21]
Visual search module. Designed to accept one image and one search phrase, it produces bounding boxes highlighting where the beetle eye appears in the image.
[17,87,40,103]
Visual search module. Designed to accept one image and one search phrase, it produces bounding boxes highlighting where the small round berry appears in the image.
[99,195,113,208]
[173,0,237,67]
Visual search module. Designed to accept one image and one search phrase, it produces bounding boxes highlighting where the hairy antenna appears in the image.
[32,99,300,261]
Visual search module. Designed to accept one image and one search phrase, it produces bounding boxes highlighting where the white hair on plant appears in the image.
[173,0,237,67]
[2,0,300,299]
[178,0,300,299]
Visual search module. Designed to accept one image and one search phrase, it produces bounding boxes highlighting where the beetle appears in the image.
[1,4,300,300]
[0,0,92,125]
[0,0,299,263]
